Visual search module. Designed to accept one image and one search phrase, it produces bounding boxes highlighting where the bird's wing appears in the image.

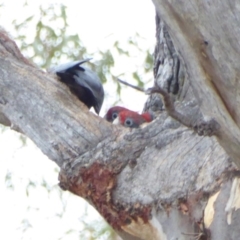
[73,68,104,100]
[49,58,92,73]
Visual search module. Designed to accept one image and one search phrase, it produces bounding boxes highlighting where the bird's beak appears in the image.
[94,105,101,115]
[113,117,120,125]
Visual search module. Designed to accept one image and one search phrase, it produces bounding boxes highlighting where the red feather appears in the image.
[105,106,154,127]
[141,112,154,122]
[105,106,129,122]
[118,110,146,127]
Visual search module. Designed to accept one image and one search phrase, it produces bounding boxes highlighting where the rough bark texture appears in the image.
[152,0,240,167]
[0,1,240,239]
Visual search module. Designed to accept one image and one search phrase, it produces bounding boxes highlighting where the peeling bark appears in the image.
[152,0,240,168]
[1,1,240,239]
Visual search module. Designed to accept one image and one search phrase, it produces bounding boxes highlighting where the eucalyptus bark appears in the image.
[152,0,240,165]
[0,1,240,239]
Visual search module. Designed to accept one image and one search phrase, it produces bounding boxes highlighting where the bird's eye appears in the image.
[125,118,133,127]
[112,112,118,120]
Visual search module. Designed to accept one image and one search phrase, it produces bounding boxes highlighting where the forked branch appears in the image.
[117,78,220,136]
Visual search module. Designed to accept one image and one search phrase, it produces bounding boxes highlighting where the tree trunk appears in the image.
[152,0,240,166]
[0,1,240,239]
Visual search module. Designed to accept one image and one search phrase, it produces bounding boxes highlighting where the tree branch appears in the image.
[117,78,220,136]
[152,0,240,167]
[0,30,113,166]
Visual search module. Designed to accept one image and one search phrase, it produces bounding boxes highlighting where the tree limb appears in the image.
[152,0,240,167]
[117,78,220,136]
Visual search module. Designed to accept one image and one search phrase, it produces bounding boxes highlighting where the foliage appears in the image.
[10,3,153,97]
[12,4,87,68]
